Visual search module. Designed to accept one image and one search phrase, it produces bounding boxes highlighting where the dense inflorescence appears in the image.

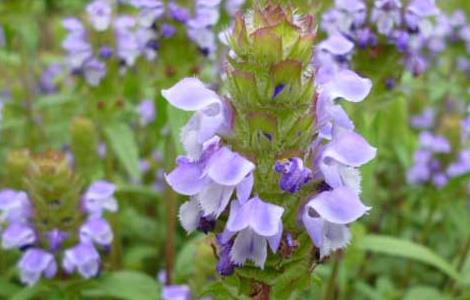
[0,152,117,285]
[163,3,376,277]
[62,0,246,86]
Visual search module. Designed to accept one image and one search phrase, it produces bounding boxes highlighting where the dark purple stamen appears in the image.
[273,84,286,98]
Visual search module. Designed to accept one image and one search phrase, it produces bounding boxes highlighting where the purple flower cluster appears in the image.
[162,5,377,274]
[320,0,456,76]
[0,180,117,285]
[408,106,470,188]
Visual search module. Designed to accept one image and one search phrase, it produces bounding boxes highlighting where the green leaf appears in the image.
[82,271,161,300]
[357,234,461,281]
[103,122,141,181]
[10,283,50,300]
[403,286,449,300]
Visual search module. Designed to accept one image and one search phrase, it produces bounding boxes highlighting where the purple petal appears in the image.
[162,285,192,300]
[161,78,220,111]
[165,157,209,196]
[267,222,283,253]
[2,223,36,249]
[307,186,370,224]
[80,218,114,246]
[207,147,255,186]
[230,228,267,268]
[323,129,377,167]
[63,243,100,279]
[318,222,351,258]
[323,69,372,102]
[18,249,57,286]
[197,183,234,217]
[178,198,203,233]
[318,34,354,55]
[302,210,324,247]
[236,173,254,204]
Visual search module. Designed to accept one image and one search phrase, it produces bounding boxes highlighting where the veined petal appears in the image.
[307,186,370,224]
[245,197,284,237]
[226,200,249,232]
[319,222,351,258]
[318,34,354,55]
[165,157,209,196]
[267,222,283,253]
[230,228,267,268]
[197,183,234,217]
[207,147,255,186]
[161,77,220,111]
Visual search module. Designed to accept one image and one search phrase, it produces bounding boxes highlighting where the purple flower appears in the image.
[216,236,236,276]
[405,53,428,76]
[447,150,470,177]
[393,30,410,52]
[318,128,377,194]
[275,158,313,193]
[167,137,255,232]
[46,230,69,253]
[405,0,439,31]
[0,189,32,222]
[220,197,284,268]
[138,99,156,126]
[62,18,93,69]
[18,249,57,286]
[83,58,107,86]
[162,285,192,300]
[419,132,451,153]
[168,2,191,23]
[86,0,112,31]
[161,23,177,38]
[63,243,100,279]
[162,78,231,158]
[302,186,370,258]
[432,173,448,188]
[83,180,118,216]
[371,0,402,36]
[80,218,114,246]
[1,222,36,249]
[131,0,165,27]
[99,46,113,59]
[114,16,140,67]
[39,64,63,94]
[410,107,435,129]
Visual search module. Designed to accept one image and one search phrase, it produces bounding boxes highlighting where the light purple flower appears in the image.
[419,132,451,153]
[371,0,402,36]
[216,235,236,275]
[138,99,156,126]
[83,180,118,216]
[168,137,255,232]
[18,249,57,286]
[169,2,190,23]
[225,0,245,16]
[162,285,192,300]
[46,229,69,253]
[220,197,284,268]
[86,0,112,31]
[131,0,165,27]
[162,78,231,158]
[0,189,32,222]
[1,222,36,249]
[410,107,435,129]
[447,149,470,177]
[62,18,93,69]
[39,64,63,94]
[80,218,114,246]
[161,23,177,38]
[63,243,100,279]
[405,0,439,31]
[302,186,370,258]
[83,58,107,86]
[274,158,313,193]
[318,128,377,194]
[114,16,140,67]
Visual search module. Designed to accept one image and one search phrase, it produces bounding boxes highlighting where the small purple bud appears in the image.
[275,158,313,193]
[216,236,236,276]
[46,229,69,253]
[99,46,113,59]
[273,84,286,98]
[385,78,397,90]
[169,3,191,23]
[161,23,177,38]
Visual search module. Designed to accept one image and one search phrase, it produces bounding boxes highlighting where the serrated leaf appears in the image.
[82,271,161,300]
[103,122,141,181]
[357,234,461,281]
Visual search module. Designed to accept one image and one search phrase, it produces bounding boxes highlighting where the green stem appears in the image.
[324,254,340,300]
